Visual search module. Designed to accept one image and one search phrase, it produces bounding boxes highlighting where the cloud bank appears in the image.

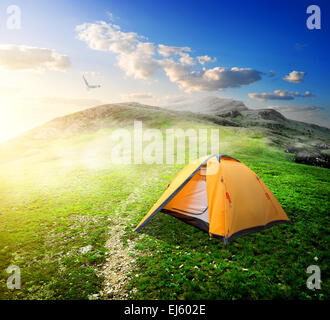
[0,45,70,72]
[248,90,314,102]
[76,21,262,92]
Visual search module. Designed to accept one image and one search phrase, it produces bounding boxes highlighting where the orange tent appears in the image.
[134,155,290,243]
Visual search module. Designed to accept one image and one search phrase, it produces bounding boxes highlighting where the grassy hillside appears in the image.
[0,103,329,299]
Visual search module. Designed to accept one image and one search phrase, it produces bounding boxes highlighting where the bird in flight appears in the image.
[82,75,101,90]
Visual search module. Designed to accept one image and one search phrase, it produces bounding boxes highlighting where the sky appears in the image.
[0,0,329,141]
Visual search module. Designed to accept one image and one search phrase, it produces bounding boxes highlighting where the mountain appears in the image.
[221,107,330,167]
[165,96,248,115]
[8,102,238,141]
[1,101,329,168]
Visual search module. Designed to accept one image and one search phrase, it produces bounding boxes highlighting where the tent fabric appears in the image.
[162,165,210,232]
[133,155,215,232]
[134,155,290,243]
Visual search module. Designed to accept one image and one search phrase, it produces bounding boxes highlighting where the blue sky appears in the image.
[0,0,329,140]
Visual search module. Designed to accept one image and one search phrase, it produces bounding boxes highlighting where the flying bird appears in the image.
[82,75,101,90]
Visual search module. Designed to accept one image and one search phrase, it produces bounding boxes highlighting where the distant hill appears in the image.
[1,101,329,168]
[8,102,239,141]
[165,96,248,115]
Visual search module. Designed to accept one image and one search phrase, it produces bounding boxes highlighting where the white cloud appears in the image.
[76,22,161,79]
[197,55,216,65]
[283,70,306,83]
[163,62,262,92]
[248,90,314,102]
[157,44,191,57]
[178,53,195,66]
[121,92,155,100]
[116,42,161,79]
[158,45,195,66]
[76,21,138,53]
[0,45,70,72]
[76,20,262,92]
[268,105,323,113]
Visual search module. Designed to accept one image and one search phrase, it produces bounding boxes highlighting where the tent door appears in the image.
[162,166,209,230]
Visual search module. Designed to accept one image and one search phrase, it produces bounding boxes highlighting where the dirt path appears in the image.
[99,180,148,300]
[101,223,138,299]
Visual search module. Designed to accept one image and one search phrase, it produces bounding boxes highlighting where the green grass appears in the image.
[0,121,329,300]
[126,157,329,299]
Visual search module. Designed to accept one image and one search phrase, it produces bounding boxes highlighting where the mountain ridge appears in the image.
[1,101,329,168]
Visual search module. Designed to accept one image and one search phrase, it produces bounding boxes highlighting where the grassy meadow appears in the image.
[0,114,329,300]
